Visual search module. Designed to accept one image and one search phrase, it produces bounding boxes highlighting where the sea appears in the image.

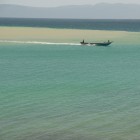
[1,18,140,32]
[0,18,140,140]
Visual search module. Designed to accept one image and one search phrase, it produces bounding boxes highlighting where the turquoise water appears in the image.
[0,43,140,140]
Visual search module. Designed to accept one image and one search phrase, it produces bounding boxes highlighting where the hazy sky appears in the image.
[1,0,140,7]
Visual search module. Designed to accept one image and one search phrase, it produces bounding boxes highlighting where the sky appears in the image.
[0,0,140,7]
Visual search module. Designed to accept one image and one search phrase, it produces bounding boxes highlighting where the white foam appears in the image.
[0,40,81,46]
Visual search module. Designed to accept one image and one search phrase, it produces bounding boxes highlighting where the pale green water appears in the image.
[0,43,140,140]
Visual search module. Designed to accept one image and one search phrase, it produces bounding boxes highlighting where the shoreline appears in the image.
[0,26,140,44]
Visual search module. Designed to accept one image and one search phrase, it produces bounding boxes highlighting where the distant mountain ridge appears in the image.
[0,3,140,19]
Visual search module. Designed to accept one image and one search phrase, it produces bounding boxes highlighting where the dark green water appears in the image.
[0,43,140,140]
[1,18,140,32]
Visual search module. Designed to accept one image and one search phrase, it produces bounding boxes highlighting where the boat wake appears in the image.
[0,40,81,46]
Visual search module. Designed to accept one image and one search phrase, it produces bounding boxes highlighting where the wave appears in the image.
[0,40,81,46]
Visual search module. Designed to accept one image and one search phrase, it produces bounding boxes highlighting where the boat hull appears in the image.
[93,42,112,46]
[81,41,113,46]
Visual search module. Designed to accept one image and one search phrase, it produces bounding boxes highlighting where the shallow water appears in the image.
[0,43,140,140]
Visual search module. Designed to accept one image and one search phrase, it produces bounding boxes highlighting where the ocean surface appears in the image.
[0,18,140,32]
[0,43,140,140]
[0,19,140,140]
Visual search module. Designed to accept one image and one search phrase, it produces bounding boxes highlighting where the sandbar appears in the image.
[0,27,140,44]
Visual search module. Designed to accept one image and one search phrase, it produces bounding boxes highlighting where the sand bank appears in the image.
[0,27,140,44]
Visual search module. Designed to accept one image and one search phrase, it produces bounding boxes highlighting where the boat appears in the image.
[80,40,113,46]
[80,40,89,45]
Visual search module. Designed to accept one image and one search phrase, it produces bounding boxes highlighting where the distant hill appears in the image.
[0,3,140,19]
